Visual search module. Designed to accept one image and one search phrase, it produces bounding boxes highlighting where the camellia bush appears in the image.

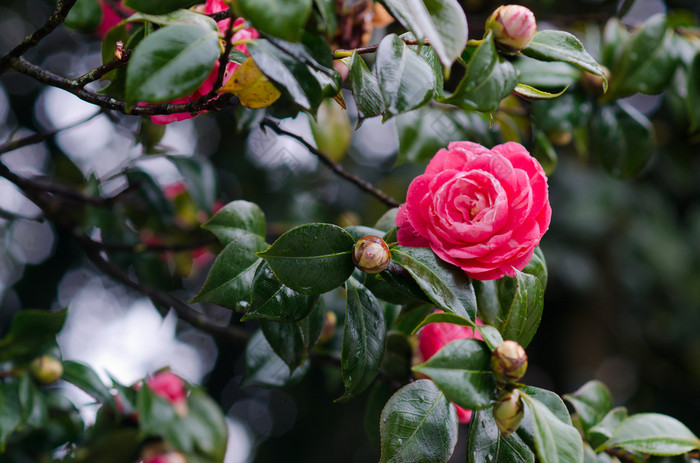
[1,0,700,462]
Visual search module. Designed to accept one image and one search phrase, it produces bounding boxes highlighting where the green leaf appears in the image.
[513,56,580,89]
[260,320,306,372]
[587,407,628,450]
[379,380,458,463]
[563,380,613,435]
[349,52,384,125]
[413,339,495,410]
[382,0,468,68]
[169,156,218,212]
[338,277,387,401]
[136,384,178,436]
[374,208,400,232]
[182,389,229,460]
[375,34,436,120]
[126,9,218,30]
[242,330,309,387]
[391,246,476,321]
[299,297,325,350]
[441,34,518,112]
[523,247,548,290]
[475,270,543,348]
[589,102,654,179]
[192,234,268,308]
[521,386,573,424]
[467,408,535,463]
[522,30,608,92]
[248,39,323,113]
[0,308,67,362]
[532,130,558,176]
[521,392,584,463]
[476,325,504,351]
[313,0,338,37]
[236,0,312,42]
[0,381,23,450]
[123,0,196,14]
[597,413,700,456]
[411,311,474,336]
[266,33,336,74]
[687,52,700,132]
[125,24,220,105]
[514,84,568,100]
[62,361,114,405]
[65,0,102,32]
[245,262,317,322]
[605,14,677,99]
[203,199,266,245]
[257,223,355,294]
[531,91,593,134]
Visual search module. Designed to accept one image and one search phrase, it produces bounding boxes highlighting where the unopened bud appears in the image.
[29,355,63,385]
[146,371,188,417]
[580,67,611,96]
[485,5,537,52]
[493,389,524,436]
[491,340,528,384]
[318,311,338,345]
[352,235,391,274]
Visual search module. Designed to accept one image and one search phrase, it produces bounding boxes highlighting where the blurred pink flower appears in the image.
[146,371,188,416]
[416,312,483,423]
[396,141,551,280]
[96,0,133,39]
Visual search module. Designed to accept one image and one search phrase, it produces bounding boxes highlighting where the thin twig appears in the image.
[78,238,250,346]
[333,38,425,59]
[0,0,78,74]
[260,117,400,208]
[74,51,131,88]
[0,110,104,156]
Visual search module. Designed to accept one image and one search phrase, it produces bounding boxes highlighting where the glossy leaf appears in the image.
[236,0,312,42]
[192,234,268,308]
[413,339,496,410]
[245,262,317,322]
[476,325,504,352]
[514,84,569,100]
[521,386,573,424]
[257,223,355,294]
[248,40,323,113]
[0,308,67,362]
[391,246,476,321]
[563,380,613,435]
[125,24,220,105]
[338,277,386,401]
[521,392,584,463]
[65,0,102,32]
[590,102,654,179]
[126,9,218,30]
[18,374,47,428]
[597,413,700,456]
[379,380,458,463]
[442,34,518,112]
[467,408,535,463]
[260,320,306,371]
[522,30,608,91]
[523,246,548,290]
[382,0,468,67]
[375,34,436,120]
[513,56,580,89]
[123,0,196,14]
[242,330,309,388]
[62,361,114,405]
[299,297,325,350]
[349,52,384,125]
[203,199,266,245]
[687,52,700,132]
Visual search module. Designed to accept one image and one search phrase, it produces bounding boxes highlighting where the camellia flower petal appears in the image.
[397,141,551,280]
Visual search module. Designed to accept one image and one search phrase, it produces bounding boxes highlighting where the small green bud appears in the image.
[29,355,63,385]
[491,340,528,384]
[352,235,391,274]
[485,5,537,52]
[493,389,525,436]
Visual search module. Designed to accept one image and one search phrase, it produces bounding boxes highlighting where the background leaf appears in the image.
[467,408,535,463]
[245,262,317,322]
[521,392,584,463]
[597,413,700,456]
[563,380,613,435]
[0,309,67,362]
[236,0,312,42]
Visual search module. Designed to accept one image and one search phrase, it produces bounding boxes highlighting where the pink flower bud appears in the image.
[486,5,537,52]
[146,371,188,417]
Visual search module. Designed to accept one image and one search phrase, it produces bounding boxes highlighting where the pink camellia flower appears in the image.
[149,0,259,124]
[485,5,537,52]
[416,313,483,423]
[396,141,551,281]
[146,371,188,417]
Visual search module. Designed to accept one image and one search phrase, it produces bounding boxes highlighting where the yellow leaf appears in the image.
[220,57,281,109]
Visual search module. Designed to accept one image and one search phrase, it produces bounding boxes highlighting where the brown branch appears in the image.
[0,0,78,75]
[74,52,131,88]
[261,117,400,208]
[78,238,249,346]
[200,9,237,102]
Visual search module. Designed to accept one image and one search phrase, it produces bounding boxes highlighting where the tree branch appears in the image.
[260,117,400,208]
[0,0,78,74]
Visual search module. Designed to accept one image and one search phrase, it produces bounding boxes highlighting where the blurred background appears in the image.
[1,0,700,461]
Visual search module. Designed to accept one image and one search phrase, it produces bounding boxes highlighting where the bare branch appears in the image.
[261,117,400,208]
